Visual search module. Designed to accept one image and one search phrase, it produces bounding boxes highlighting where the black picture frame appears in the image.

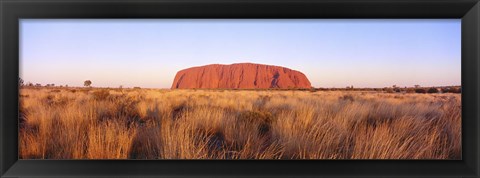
[1,0,479,177]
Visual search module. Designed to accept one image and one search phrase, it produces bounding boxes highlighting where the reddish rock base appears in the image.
[171,63,312,89]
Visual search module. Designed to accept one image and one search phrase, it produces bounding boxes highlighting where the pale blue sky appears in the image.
[20,19,461,88]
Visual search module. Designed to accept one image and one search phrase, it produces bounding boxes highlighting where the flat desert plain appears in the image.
[19,88,461,159]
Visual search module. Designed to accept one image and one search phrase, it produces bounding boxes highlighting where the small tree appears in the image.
[84,80,92,87]
[19,78,24,86]
[414,85,420,88]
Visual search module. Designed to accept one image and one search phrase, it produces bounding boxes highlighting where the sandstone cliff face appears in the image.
[171,63,312,89]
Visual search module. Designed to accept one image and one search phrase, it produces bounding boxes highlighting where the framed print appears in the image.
[17,19,462,160]
[1,0,479,177]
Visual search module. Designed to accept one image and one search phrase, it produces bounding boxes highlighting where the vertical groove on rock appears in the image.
[238,68,244,88]
[254,65,259,87]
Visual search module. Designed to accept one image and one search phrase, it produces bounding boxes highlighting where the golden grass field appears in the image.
[19,88,461,159]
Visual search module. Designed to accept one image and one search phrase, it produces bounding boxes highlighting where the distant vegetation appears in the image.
[310,86,461,94]
[19,87,461,159]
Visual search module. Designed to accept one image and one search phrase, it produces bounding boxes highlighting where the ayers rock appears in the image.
[171,63,312,89]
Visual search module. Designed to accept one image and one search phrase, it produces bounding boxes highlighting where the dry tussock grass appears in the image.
[19,88,461,159]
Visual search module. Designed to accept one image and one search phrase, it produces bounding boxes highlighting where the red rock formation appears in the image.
[171,63,312,89]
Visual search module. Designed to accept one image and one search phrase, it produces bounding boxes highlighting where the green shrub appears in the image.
[415,88,427,94]
[427,88,439,93]
[446,87,461,93]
